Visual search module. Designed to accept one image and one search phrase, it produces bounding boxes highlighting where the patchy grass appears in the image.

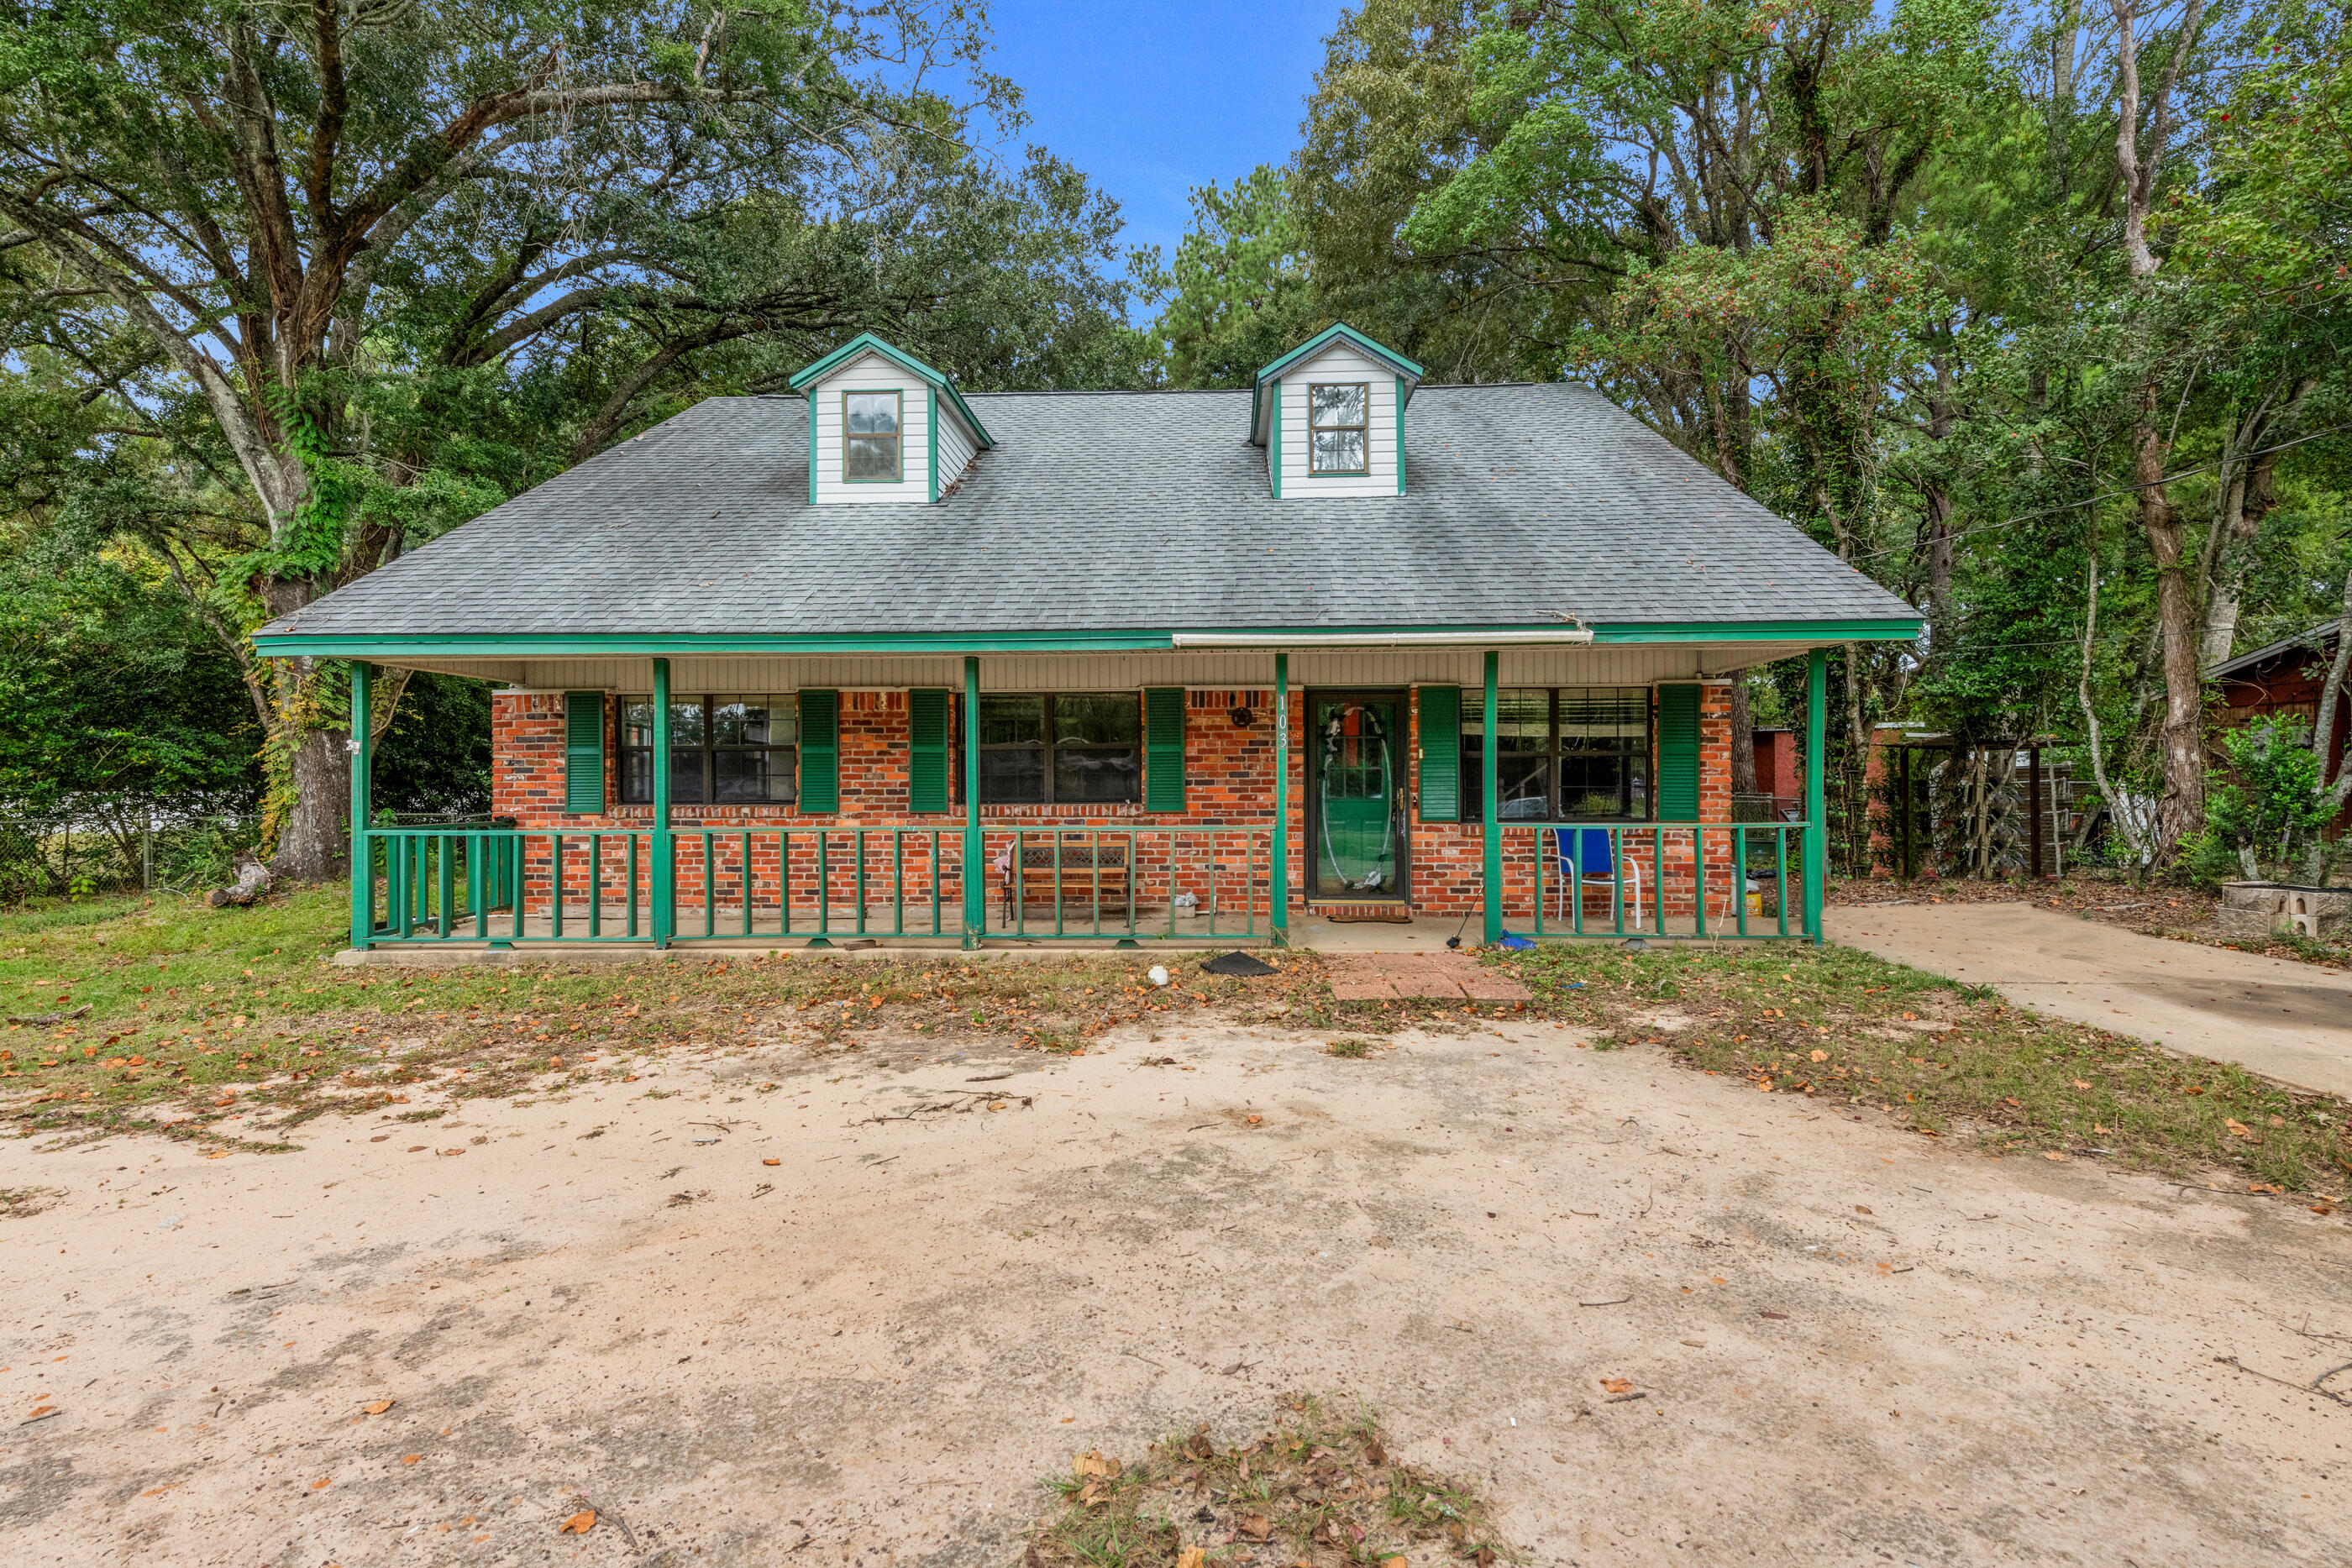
[0,883,1331,1151]
[1022,1393,1520,1567]
[1489,941,2352,1194]
[1325,1037,1375,1059]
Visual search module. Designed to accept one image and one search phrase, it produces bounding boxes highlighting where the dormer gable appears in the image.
[1248,324,1423,499]
[788,333,993,505]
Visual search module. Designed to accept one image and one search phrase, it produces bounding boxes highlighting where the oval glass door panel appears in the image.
[1314,699,1402,898]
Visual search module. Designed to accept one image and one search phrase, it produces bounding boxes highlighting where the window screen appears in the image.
[1307,382,1369,475]
[618,695,798,805]
[843,391,901,481]
[1462,689,1651,821]
[969,694,1142,805]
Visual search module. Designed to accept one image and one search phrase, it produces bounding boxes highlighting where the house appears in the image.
[2210,619,2350,836]
[254,327,1922,954]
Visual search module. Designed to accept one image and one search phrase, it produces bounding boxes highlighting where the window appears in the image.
[843,391,901,482]
[966,693,1142,805]
[617,695,797,805]
[1307,382,1369,475]
[1462,688,1650,821]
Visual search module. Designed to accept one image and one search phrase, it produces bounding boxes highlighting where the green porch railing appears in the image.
[354,825,1273,948]
[990,826,1271,943]
[1509,821,1814,941]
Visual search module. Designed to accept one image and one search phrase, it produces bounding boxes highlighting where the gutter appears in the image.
[1172,629,1596,649]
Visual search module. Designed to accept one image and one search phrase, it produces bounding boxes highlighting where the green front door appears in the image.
[1310,695,1407,900]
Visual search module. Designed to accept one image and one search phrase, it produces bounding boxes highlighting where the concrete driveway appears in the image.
[1829,901,2352,1099]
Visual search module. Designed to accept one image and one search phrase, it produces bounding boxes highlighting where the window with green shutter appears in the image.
[907,690,949,813]
[564,692,606,815]
[1416,685,1460,821]
[1656,684,1701,821]
[798,690,839,813]
[1144,689,1186,812]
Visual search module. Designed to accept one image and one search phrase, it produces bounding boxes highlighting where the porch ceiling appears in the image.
[378,642,1829,693]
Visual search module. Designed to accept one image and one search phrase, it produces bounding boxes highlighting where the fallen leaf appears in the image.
[1855,1204,1872,1214]
[1362,1435,1387,1466]
[558,1510,596,1534]
[1078,1477,1110,1507]
[1383,1559,1410,1568]
[2224,1119,2254,1138]
[1759,1310,1788,1320]
[1178,1551,1208,1568]
[763,1157,780,1167]
[1599,1377,1634,1394]
[1071,1450,1121,1480]
[1245,1114,1263,1125]
[2044,1151,2069,1162]
[401,1455,422,1465]
[1809,1049,1827,1062]
[311,1478,332,1491]
[1238,1512,1273,1540]
[361,1399,394,1415]
[2071,1079,2092,1090]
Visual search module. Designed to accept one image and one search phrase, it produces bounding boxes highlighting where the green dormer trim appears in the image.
[1249,323,1424,446]
[788,332,995,451]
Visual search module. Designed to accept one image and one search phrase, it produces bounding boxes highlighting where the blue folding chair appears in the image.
[1554,826,1643,930]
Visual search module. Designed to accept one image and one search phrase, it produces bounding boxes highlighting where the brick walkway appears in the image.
[1326,952,1531,1002]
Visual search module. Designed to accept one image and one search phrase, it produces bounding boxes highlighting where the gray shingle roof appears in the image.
[260,381,1916,640]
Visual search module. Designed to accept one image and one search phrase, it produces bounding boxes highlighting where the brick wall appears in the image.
[486,681,1743,924]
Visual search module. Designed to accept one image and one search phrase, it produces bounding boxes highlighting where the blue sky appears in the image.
[980,1,1341,266]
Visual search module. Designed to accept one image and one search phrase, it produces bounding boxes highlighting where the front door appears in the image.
[1308,694,1408,901]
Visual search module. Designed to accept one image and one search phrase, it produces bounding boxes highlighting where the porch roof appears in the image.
[256,381,1919,660]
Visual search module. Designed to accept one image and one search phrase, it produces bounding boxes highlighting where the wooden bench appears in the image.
[999,842,1131,922]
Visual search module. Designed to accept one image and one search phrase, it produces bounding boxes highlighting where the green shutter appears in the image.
[1656,684,1701,821]
[907,689,948,813]
[1145,688,1186,812]
[564,692,605,815]
[799,690,838,813]
[1416,685,1460,822]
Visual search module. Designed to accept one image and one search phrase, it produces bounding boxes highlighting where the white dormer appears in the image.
[1248,323,1422,499]
[788,333,993,504]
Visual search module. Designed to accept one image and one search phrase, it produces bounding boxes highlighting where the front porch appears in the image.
[343,641,1838,957]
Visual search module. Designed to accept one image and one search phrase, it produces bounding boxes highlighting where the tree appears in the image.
[0,0,1138,878]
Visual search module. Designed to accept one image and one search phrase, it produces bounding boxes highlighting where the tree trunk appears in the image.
[2110,0,2210,862]
[2142,425,2207,855]
[276,726,354,882]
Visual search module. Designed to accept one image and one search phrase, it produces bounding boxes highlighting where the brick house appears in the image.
[257,327,1919,952]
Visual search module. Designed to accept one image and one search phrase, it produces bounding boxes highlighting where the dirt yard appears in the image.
[4,1000,2349,1567]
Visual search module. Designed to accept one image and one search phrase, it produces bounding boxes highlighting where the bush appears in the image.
[2189,717,2339,887]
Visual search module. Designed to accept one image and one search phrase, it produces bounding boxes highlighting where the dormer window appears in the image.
[788,333,993,504]
[1309,383,1369,475]
[844,391,902,482]
[1250,323,1422,499]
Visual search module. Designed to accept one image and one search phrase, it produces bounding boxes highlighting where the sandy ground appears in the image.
[1828,903,2352,1099]
[4,1007,2350,1568]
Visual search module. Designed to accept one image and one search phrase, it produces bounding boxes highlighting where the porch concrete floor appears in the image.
[6,1013,2344,1565]
[340,905,1742,963]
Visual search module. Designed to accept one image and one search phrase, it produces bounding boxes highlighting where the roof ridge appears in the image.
[752,381,1555,401]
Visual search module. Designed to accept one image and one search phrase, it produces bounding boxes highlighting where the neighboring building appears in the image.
[2211,620,2350,836]
[255,326,1921,953]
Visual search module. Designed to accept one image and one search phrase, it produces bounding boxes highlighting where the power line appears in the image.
[1844,421,2352,567]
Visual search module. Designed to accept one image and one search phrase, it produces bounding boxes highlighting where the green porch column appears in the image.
[963,656,984,947]
[1803,647,1828,944]
[348,661,371,952]
[1482,649,1502,947]
[1271,652,1289,945]
[652,658,674,947]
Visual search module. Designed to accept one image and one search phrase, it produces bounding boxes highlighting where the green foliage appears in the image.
[2188,716,2342,885]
